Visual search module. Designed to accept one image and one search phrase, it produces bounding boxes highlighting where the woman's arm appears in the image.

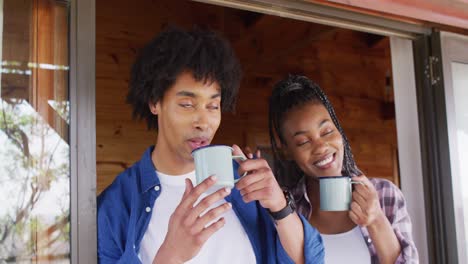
[375,178,419,263]
[349,176,401,264]
[366,212,401,263]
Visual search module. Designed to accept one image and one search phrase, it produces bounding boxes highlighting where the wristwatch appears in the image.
[268,189,296,221]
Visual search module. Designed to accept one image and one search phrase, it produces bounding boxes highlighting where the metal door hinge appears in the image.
[424,56,441,86]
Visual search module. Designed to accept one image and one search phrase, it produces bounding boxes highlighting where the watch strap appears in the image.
[268,189,296,221]
[268,203,295,221]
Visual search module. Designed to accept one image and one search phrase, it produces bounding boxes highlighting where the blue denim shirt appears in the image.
[97,146,324,263]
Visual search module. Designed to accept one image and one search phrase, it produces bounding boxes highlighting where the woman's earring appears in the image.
[149,102,159,115]
[150,105,158,115]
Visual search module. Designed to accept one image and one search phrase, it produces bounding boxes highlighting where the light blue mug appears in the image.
[192,145,246,194]
[319,176,363,211]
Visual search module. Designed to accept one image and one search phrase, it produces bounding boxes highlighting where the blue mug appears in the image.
[319,176,363,211]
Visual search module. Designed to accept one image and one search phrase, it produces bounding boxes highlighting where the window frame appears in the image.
[440,31,468,264]
[70,0,97,263]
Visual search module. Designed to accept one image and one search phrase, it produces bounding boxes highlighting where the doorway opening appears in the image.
[96,0,399,194]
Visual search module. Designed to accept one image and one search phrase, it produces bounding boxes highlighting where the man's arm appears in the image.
[97,198,125,264]
[233,145,306,264]
[274,211,306,263]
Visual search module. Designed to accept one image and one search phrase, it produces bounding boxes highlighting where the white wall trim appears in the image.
[390,36,428,264]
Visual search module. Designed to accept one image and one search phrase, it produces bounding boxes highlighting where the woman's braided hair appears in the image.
[268,75,362,187]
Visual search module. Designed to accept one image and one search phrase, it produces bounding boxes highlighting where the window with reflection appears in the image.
[0,0,70,263]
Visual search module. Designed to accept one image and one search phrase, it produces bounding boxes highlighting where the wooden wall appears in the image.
[96,0,398,193]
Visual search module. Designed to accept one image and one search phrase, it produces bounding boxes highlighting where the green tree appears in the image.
[0,98,70,263]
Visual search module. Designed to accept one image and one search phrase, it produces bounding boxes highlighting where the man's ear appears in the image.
[149,101,160,115]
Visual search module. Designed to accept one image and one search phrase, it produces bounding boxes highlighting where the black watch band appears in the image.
[268,189,296,221]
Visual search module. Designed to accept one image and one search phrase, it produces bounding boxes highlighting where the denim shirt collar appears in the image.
[138,146,161,193]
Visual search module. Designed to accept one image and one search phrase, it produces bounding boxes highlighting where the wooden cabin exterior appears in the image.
[1,0,468,263]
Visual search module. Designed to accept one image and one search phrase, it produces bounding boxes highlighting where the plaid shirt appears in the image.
[290,177,419,263]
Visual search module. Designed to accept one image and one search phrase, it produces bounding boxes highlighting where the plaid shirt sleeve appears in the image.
[371,178,419,263]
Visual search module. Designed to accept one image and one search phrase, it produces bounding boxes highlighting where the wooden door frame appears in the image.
[68,0,439,262]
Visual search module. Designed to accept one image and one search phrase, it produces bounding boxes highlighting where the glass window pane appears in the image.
[0,0,70,263]
[451,61,468,262]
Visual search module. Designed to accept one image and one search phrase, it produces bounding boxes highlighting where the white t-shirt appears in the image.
[139,170,256,264]
[321,226,371,264]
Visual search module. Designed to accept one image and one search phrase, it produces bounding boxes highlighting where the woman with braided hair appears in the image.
[267,75,418,264]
